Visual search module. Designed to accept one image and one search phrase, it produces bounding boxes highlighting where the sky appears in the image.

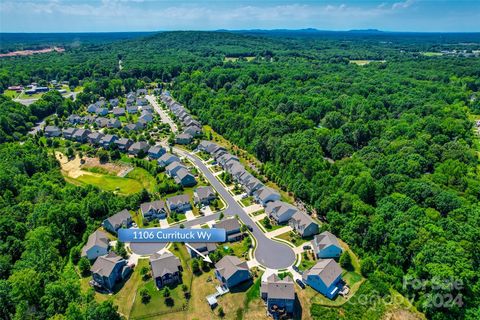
[0,0,479,33]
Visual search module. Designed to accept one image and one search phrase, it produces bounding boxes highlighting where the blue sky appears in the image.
[1,0,479,33]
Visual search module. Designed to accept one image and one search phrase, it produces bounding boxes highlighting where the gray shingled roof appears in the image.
[195,186,215,201]
[140,200,166,214]
[81,230,109,256]
[261,274,295,300]
[290,211,316,230]
[90,252,123,277]
[167,194,190,206]
[302,259,342,287]
[255,187,280,202]
[105,209,131,230]
[314,231,340,251]
[215,255,249,280]
[149,252,181,278]
[214,218,240,233]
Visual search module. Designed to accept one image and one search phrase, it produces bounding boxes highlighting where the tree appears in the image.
[218,306,225,317]
[140,288,151,304]
[360,257,376,277]
[191,258,200,273]
[97,149,109,163]
[78,257,91,277]
[339,251,353,271]
[114,241,128,259]
[219,212,224,220]
[262,216,272,229]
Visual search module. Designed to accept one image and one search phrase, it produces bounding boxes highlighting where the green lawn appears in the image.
[72,174,144,195]
[274,231,312,246]
[240,196,253,206]
[125,167,156,193]
[221,237,251,259]
[3,90,20,99]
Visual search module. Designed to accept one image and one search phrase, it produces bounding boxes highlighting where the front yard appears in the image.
[274,231,312,246]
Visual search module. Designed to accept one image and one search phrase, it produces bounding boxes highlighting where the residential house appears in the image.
[150,252,182,289]
[112,107,125,117]
[184,126,201,138]
[87,132,105,145]
[260,274,295,317]
[218,153,239,168]
[90,252,130,291]
[94,117,108,128]
[289,211,319,238]
[128,141,150,156]
[148,145,166,159]
[115,138,133,151]
[109,98,119,107]
[194,186,216,205]
[302,259,343,299]
[107,118,122,129]
[124,123,143,132]
[141,200,167,220]
[213,218,242,242]
[73,129,91,143]
[67,114,81,124]
[174,168,197,187]
[186,242,217,258]
[96,108,109,116]
[138,112,153,124]
[136,88,147,96]
[166,194,191,213]
[44,125,61,137]
[100,134,118,149]
[158,153,181,167]
[140,105,153,113]
[81,230,109,260]
[166,161,186,177]
[243,176,264,195]
[312,231,343,259]
[83,115,97,123]
[254,187,281,206]
[62,127,77,139]
[214,256,251,288]
[136,98,148,106]
[265,201,298,224]
[103,209,132,234]
[87,104,98,113]
[175,133,193,145]
[126,105,138,114]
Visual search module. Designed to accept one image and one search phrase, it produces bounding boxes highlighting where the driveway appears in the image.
[174,147,296,270]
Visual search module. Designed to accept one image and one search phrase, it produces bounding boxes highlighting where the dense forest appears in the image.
[0,31,480,319]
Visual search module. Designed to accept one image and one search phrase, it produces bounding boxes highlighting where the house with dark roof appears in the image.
[254,187,281,206]
[194,186,216,205]
[87,104,98,113]
[115,138,133,151]
[95,117,109,128]
[265,201,298,224]
[136,88,148,96]
[243,175,264,195]
[175,133,193,145]
[141,200,167,220]
[140,105,153,113]
[44,125,61,137]
[128,141,149,156]
[166,161,186,177]
[312,231,343,259]
[62,127,77,139]
[186,242,217,258]
[124,122,143,132]
[215,256,251,288]
[139,112,153,123]
[102,209,132,234]
[112,107,125,117]
[109,98,119,107]
[96,107,109,116]
[100,134,118,149]
[136,98,148,106]
[184,125,202,137]
[261,274,295,317]
[217,153,239,168]
[303,259,343,299]
[166,194,191,213]
[213,218,242,242]
[289,211,319,238]
[67,114,82,124]
[73,129,91,143]
[126,105,138,114]
[158,153,181,167]
[81,230,109,260]
[88,132,105,145]
[174,168,197,187]
[107,118,122,129]
[82,115,97,124]
[90,252,130,291]
[148,145,166,159]
[150,251,182,289]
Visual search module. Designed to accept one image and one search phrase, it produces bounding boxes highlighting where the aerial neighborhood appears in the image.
[39,87,354,319]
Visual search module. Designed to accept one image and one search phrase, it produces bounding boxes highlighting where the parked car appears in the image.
[303,244,311,250]
[296,279,306,289]
[292,265,300,273]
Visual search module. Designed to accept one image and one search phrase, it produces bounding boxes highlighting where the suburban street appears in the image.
[174,147,297,269]
[146,94,178,133]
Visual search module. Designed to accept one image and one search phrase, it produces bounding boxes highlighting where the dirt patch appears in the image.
[55,152,130,178]
[383,309,424,320]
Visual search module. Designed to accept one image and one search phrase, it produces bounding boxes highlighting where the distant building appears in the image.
[62,127,77,139]
[112,107,125,117]
[265,200,298,224]
[81,230,109,260]
[312,231,342,259]
[303,259,343,299]
[157,153,181,167]
[175,133,193,145]
[73,129,91,143]
[44,125,61,137]
[174,168,197,187]
[115,138,133,151]
[90,252,130,291]
[128,141,149,156]
[166,161,186,177]
[150,251,182,289]
[261,274,295,317]
[88,132,105,145]
[102,209,132,234]
[148,145,166,159]
[100,134,118,149]
[214,256,251,288]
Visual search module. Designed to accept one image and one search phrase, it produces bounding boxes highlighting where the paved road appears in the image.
[174,147,296,269]
[129,212,220,255]
[146,95,178,133]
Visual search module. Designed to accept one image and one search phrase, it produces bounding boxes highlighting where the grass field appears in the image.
[240,196,254,206]
[349,59,386,66]
[72,174,144,194]
[421,52,443,57]
[126,167,157,193]
[3,90,20,99]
